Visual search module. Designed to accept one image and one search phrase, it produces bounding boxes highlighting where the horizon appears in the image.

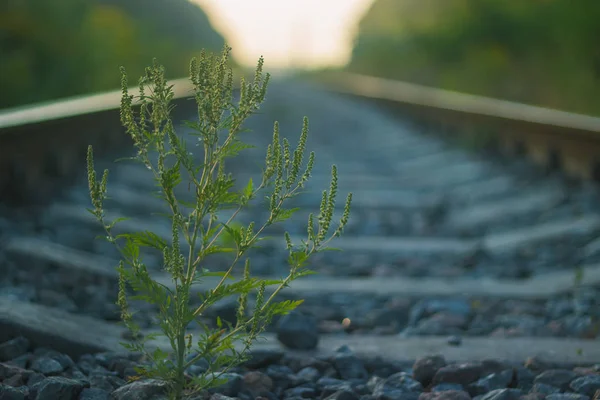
[193,0,375,69]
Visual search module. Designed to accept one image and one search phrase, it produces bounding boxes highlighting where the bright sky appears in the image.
[193,0,375,69]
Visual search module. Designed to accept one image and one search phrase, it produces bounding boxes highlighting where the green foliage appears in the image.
[0,0,225,110]
[349,0,600,115]
[86,46,352,399]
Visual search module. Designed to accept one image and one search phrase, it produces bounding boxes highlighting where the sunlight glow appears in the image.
[194,0,375,69]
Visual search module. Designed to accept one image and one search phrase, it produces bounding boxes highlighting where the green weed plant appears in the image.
[86,46,352,399]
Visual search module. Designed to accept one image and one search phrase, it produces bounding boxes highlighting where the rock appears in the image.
[296,367,321,383]
[284,386,317,398]
[30,376,87,400]
[242,371,273,397]
[530,383,560,396]
[243,349,284,369]
[432,384,465,392]
[433,363,483,386]
[110,379,169,400]
[0,337,29,362]
[30,356,64,375]
[3,373,25,387]
[333,348,369,380]
[413,355,447,386]
[373,372,423,398]
[265,364,295,388]
[468,370,514,396]
[324,390,360,400]
[534,370,578,392]
[513,367,536,391]
[320,377,358,398]
[38,350,76,370]
[276,311,319,350]
[89,374,125,392]
[570,375,600,397]
[546,395,590,400]
[419,390,471,400]
[0,363,33,381]
[209,395,236,400]
[7,354,31,370]
[211,373,242,397]
[519,394,545,400]
[524,357,553,372]
[106,357,137,380]
[479,389,522,400]
[27,373,46,386]
[0,384,27,400]
[79,387,111,400]
[447,336,463,346]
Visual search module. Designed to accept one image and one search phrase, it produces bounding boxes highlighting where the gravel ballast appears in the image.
[1,336,600,400]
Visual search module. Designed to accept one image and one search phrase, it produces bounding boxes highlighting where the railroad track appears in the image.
[1,75,600,399]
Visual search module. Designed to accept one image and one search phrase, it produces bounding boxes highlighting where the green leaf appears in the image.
[198,245,235,259]
[288,250,309,268]
[117,231,169,251]
[244,178,253,198]
[152,347,170,363]
[273,207,300,223]
[319,247,342,252]
[195,270,236,281]
[107,217,130,229]
[220,222,244,248]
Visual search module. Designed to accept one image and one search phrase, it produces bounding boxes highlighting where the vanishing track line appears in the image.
[1,78,600,369]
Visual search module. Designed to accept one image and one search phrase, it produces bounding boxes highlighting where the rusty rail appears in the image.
[3,70,600,206]
[316,72,600,181]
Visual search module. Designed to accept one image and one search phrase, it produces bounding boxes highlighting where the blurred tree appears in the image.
[348,0,600,115]
[0,0,225,110]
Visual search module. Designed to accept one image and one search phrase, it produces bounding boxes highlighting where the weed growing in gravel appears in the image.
[86,46,352,399]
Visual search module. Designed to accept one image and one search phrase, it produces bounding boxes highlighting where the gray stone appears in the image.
[433,363,483,386]
[447,336,463,346]
[30,356,64,375]
[296,367,321,383]
[569,375,600,397]
[27,373,45,386]
[284,386,317,398]
[89,374,125,392]
[276,311,319,350]
[333,351,369,380]
[0,384,27,400]
[534,370,578,392]
[79,387,110,400]
[546,395,590,400]
[211,373,242,398]
[413,355,447,386]
[513,367,535,391]
[242,371,273,397]
[324,390,360,400]
[374,372,423,398]
[243,349,284,369]
[432,384,464,392]
[418,391,471,400]
[530,383,560,395]
[468,370,514,396]
[110,379,169,400]
[479,389,522,400]
[0,337,29,362]
[30,377,86,400]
